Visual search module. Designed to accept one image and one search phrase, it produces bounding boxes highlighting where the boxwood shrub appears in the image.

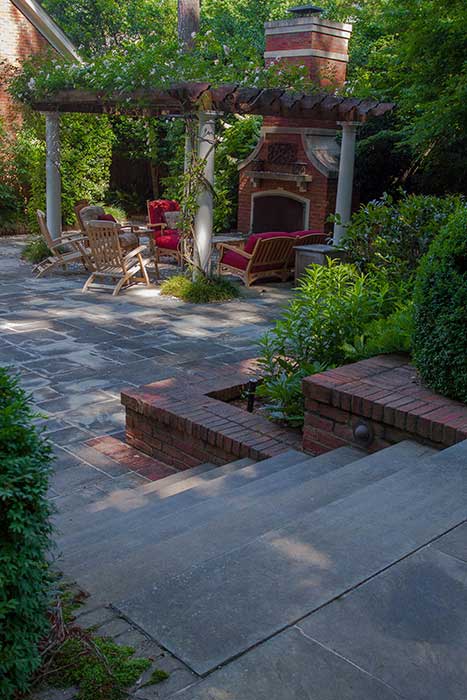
[413,207,467,402]
[0,368,54,699]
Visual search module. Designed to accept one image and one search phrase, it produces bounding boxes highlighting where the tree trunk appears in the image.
[178,0,200,49]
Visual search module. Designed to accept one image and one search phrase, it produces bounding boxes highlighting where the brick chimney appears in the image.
[237,7,355,236]
[264,5,352,88]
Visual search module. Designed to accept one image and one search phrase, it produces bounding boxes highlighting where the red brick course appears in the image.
[121,359,302,469]
[302,355,467,454]
[0,0,55,128]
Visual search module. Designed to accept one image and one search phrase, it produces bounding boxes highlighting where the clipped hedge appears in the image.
[0,368,54,699]
[413,207,467,402]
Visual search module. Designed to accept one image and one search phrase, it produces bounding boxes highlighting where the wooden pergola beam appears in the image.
[31,82,395,122]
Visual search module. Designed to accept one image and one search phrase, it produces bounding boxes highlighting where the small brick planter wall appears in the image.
[121,360,301,470]
[303,354,467,455]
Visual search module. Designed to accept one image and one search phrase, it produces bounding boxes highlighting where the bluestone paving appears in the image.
[3,238,467,699]
[175,627,403,700]
[298,547,467,700]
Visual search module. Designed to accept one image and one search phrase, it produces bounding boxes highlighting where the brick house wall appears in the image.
[0,0,53,127]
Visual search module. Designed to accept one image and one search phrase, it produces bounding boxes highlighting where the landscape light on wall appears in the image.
[246,379,259,413]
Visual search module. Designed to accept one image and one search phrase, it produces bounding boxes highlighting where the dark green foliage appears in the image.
[21,235,50,263]
[342,302,414,362]
[143,668,170,686]
[257,261,404,424]
[413,207,467,402]
[46,637,151,700]
[338,192,464,281]
[160,274,240,303]
[0,368,54,699]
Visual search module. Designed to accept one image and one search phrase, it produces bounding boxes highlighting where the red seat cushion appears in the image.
[221,249,283,273]
[222,250,249,271]
[98,213,117,222]
[154,233,180,250]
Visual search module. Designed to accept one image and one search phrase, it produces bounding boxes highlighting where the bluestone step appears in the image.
[116,441,463,675]
[60,443,429,604]
[58,446,363,598]
[55,449,310,538]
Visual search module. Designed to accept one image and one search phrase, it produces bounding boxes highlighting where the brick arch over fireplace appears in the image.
[251,190,309,233]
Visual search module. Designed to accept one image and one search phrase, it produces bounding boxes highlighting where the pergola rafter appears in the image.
[31,82,394,122]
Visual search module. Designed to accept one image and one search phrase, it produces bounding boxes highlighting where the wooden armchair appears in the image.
[218,236,296,287]
[287,232,330,268]
[82,221,151,296]
[33,210,92,278]
[75,201,139,252]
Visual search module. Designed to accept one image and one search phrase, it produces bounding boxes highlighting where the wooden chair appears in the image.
[287,232,330,269]
[218,236,296,287]
[33,210,92,278]
[83,221,151,296]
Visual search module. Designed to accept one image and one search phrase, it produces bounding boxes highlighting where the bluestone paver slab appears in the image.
[432,522,467,564]
[298,547,467,700]
[175,627,402,700]
[116,452,467,674]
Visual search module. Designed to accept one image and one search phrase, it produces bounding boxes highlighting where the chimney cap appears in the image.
[288,5,324,16]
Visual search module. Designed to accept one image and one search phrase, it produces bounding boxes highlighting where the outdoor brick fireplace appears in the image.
[238,7,353,234]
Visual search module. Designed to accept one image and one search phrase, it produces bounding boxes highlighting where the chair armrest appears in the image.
[51,234,88,249]
[123,245,147,262]
[220,243,252,259]
[147,223,167,231]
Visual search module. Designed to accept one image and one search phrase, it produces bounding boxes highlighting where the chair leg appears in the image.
[153,249,160,279]
[82,273,96,292]
[112,276,128,296]
[139,255,151,287]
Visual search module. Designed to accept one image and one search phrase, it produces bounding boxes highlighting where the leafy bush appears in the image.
[21,235,50,263]
[413,207,467,402]
[257,261,405,425]
[342,302,414,362]
[160,274,240,303]
[338,192,465,281]
[46,637,151,700]
[0,368,54,699]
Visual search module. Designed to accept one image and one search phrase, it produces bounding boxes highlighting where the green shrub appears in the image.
[21,235,50,263]
[413,207,467,402]
[337,192,464,281]
[0,368,54,699]
[257,262,405,425]
[342,302,414,362]
[160,274,240,303]
[97,202,127,223]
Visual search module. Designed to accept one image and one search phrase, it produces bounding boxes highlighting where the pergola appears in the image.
[31,82,394,268]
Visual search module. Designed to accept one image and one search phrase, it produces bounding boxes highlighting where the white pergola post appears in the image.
[194,111,216,275]
[44,112,62,240]
[333,121,359,246]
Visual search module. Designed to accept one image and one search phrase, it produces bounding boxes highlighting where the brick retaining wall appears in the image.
[121,361,301,469]
[303,354,467,455]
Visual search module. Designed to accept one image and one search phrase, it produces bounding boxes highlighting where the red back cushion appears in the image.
[148,199,180,225]
[98,213,117,222]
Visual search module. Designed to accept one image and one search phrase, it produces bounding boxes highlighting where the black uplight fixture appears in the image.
[246,379,259,413]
